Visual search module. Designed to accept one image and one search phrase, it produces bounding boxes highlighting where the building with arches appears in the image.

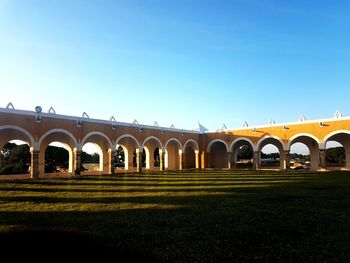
[1,105,349,178]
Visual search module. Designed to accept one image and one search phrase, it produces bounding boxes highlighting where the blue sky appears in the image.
[1,0,350,131]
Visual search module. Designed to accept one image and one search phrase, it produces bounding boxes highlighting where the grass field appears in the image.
[0,170,349,262]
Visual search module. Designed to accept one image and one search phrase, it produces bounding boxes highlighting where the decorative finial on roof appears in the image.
[6,102,14,109]
[299,114,306,122]
[334,110,342,119]
[48,107,56,114]
[82,112,89,118]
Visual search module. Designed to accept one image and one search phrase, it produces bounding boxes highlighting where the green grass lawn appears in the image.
[0,170,349,262]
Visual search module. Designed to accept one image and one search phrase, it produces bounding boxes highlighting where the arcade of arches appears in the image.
[1,107,350,178]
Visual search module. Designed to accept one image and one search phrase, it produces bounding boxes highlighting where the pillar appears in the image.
[283,150,290,170]
[201,151,206,169]
[108,149,115,174]
[30,149,39,178]
[319,149,327,170]
[179,151,183,170]
[253,151,259,170]
[227,152,233,169]
[73,149,82,176]
[233,150,238,168]
[159,149,164,171]
[136,148,142,173]
[195,150,199,169]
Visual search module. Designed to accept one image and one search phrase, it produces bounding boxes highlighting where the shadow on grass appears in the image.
[0,171,349,262]
[0,227,164,262]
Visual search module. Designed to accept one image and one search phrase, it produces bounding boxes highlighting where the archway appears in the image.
[0,140,30,175]
[44,141,70,174]
[231,139,254,169]
[0,126,34,176]
[81,143,102,174]
[323,131,350,170]
[38,129,77,176]
[207,140,229,169]
[258,137,285,170]
[116,134,140,172]
[183,140,199,169]
[165,139,182,170]
[288,134,319,171]
[142,137,163,170]
[114,145,126,172]
[81,132,113,174]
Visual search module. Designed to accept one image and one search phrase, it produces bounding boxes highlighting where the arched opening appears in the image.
[326,141,346,169]
[81,132,112,174]
[184,146,195,169]
[142,137,162,170]
[260,144,280,168]
[231,140,253,169]
[38,130,77,177]
[208,141,228,169]
[290,143,310,170]
[116,135,140,172]
[289,135,319,171]
[154,147,160,168]
[184,140,199,169]
[165,140,181,170]
[324,132,350,170]
[0,140,30,175]
[114,145,126,172]
[0,127,34,177]
[44,142,70,174]
[81,143,102,175]
[258,137,284,170]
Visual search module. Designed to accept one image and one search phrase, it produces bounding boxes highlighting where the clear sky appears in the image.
[1,0,350,132]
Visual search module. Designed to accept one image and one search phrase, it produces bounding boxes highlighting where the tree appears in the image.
[326,147,345,164]
[45,146,69,172]
[0,143,30,174]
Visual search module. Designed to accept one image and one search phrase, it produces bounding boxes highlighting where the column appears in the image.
[179,151,183,170]
[73,149,82,176]
[108,149,115,174]
[30,149,40,178]
[201,151,206,169]
[319,149,327,170]
[195,150,199,169]
[283,150,290,170]
[227,152,233,169]
[136,148,142,173]
[253,151,259,170]
[159,149,164,171]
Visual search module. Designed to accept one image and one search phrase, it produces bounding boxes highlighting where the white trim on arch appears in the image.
[81,131,113,149]
[142,136,163,149]
[183,139,199,152]
[257,135,287,151]
[320,130,350,150]
[0,125,35,148]
[115,134,140,148]
[38,129,78,149]
[287,133,320,150]
[206,139,229,153]
[165,138,183,150]
[230,137,256,152]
